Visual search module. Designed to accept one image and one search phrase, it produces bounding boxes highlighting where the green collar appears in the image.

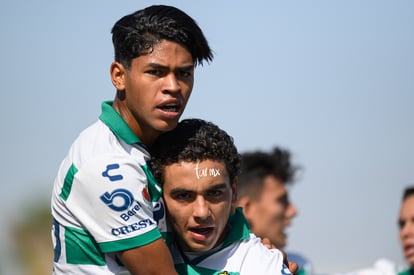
[223,207,251,247]
[99,101,142,145]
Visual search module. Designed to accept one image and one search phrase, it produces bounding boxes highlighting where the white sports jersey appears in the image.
[51,101,167,274]
[171,208,292,275]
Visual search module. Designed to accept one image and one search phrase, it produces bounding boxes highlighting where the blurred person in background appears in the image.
[398,186,414,275]
[234,146,312,274]
[334,186,414,275]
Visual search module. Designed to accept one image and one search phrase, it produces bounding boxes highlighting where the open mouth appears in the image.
[159,104,180,112]
[158,100,182,113]
[404,244,414,257]
[189,227,214,239]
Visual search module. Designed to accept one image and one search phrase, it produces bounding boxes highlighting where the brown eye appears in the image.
[172,191,193,202]
[399,219,406,229]
[206,189,223,198]
[278,194,289,209]
[147,69,162,76]
[178,70,192,78]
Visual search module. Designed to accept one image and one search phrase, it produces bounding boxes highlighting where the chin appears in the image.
[189,243,216,253]
[159,121,179,132]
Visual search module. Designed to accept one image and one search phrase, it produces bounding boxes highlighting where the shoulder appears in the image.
[240,234,284,260]
[236,236,290,274]
[69,120,149,169]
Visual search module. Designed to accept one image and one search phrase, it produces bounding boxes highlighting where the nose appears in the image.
[193,196,211,220]
[401,221,414,240]
[163,73,180,93]
[285,202,298,219]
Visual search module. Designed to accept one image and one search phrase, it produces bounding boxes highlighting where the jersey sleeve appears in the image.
[64,153,161,253]
[241,239,292,275]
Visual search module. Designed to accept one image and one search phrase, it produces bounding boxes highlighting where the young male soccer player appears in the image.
[149,118,294,274]
[234,147,312,274]
[51,5,212,274]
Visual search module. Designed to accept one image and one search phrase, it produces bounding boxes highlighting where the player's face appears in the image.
[111,40,194,144]
[246,176,297,248]
[163,160,236,252]
[399,195,414,265]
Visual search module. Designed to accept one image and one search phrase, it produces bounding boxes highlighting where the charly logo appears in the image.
[100,188,134,211]
[102,163,123,181]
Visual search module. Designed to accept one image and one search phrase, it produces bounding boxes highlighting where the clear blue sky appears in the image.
[1,0,413,274]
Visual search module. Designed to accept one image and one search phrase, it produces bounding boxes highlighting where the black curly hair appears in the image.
[112,5,213,69]
[149,118,240,186]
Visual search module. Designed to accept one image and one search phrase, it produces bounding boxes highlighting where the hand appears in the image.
[261,237,276,249]
[261,237,299,274]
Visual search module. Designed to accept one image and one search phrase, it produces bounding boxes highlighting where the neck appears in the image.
[112,97,159,147]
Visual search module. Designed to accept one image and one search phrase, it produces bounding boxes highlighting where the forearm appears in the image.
[117,238,178,275]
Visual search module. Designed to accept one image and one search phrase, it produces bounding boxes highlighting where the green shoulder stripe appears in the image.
[59,164,78,201]
[64,226,105,265]
[142,163,162,202]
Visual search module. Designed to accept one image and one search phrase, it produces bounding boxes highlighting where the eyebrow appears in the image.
[147,62,194,71]
[169,183,228,194]
[208,183,227,190]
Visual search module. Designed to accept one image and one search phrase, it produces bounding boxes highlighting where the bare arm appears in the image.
[117,238,178,275]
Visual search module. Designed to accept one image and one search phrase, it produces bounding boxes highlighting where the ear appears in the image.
[236,195,253,220]
[110,61,126,91]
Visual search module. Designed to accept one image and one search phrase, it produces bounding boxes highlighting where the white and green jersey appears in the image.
[51,101,167,274]
[171,208,292,275]
[399,269,413,275]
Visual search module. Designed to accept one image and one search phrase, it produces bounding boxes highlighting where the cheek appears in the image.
[168,209,187,230]
[182,86,193,102]
[261,203,283,222]
[165,200,186,225]
[182,77,194,93]
[216,203,232,221]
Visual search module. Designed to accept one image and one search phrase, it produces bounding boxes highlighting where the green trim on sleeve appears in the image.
[99,101,142,145]
[398,270,412,275]
[142,163,162,202]
[59,164,78,201]
[65,226,105,265]
[99,227,162,253]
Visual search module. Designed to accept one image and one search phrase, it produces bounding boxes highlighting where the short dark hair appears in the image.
[111,5,213,69]
[237,147,299,200]
[149,118,240,186]
[402,186,414,201]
